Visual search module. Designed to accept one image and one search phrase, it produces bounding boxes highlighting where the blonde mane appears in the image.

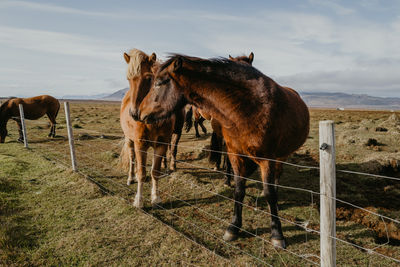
[126,49,148,80]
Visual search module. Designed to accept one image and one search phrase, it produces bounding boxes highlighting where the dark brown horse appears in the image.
[137,54,310,248]
[0,95,60,143]
[119,49,187,208]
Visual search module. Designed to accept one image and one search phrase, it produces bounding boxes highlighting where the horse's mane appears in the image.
[159,54,267,84]
[126,49,148,80]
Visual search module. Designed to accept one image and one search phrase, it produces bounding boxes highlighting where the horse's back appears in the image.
[11,95,60,120]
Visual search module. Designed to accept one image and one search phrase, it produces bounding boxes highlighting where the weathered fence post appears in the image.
[319,120,336,267]
[64,102,77,172]
[18,104,28,148]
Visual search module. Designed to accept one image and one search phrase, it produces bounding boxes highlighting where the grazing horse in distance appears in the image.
[0,95,60,143]
[185,105,208,138]
[137,54,310,248]
[119,49,187,208]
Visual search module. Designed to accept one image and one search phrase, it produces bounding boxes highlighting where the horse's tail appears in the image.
[117,138,131,171]
[209,132,222,164]
[184,106,193,133]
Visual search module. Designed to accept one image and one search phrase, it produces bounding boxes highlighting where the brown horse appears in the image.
[119,49,187,208]
[0,95,60,143]
[137,54,310,248]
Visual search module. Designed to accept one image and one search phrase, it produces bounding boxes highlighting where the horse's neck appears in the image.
[185,79,259,131]
[0,113,9,127]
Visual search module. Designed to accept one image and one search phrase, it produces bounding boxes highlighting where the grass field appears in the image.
[1,101,400,266]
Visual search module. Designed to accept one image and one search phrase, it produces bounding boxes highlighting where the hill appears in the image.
[101,88,128,101]
[300,92,400,109]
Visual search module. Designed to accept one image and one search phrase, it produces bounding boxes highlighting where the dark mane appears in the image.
[159,54,268,84]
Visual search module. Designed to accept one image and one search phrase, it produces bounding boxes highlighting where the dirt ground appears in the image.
[2,101,400,266]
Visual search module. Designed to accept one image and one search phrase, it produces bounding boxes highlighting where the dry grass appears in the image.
[1,101,400,266]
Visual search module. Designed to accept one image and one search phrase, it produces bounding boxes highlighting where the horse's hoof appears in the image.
[133,196,143,208]
[17,138,23,143]
[127,179,135,186]
[223,230,238,242]
[151,195,162,206]
[169,165,176,172]
[271,238,286,249]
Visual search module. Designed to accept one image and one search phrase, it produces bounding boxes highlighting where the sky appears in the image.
[0,0,400,98]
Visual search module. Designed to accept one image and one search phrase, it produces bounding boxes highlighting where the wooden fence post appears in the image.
[319,120,336,267]
[64,102,77,172]
[18,104,28,148]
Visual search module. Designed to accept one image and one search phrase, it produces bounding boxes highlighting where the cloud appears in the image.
[307,0,355,15]
[0,26,121,61]
[0,0,124,18]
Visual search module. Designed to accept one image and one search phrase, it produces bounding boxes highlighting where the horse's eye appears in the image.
[156,78,170,86]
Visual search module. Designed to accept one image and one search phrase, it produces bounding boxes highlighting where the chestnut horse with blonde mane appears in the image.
[0,95,60,143]
[120,49,187,208]
[137,54,310,248]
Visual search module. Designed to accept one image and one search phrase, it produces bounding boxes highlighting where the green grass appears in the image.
[0,143,228,266]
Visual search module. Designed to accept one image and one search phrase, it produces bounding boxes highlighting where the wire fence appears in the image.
[6,102,400,266]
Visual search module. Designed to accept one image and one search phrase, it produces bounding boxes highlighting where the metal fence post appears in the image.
[319,120,336,267]
[18,104,28,148]
[64,102,77,172]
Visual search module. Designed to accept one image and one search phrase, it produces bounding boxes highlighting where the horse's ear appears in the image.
[150,53,157,63]
[124,53,130,64]
[248,52,254,64]
[229,55,234,60]
[173,57,182,72]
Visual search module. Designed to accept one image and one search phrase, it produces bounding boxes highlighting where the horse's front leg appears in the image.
[261,160,286,248]
[169,133,181,172]
[223,155,247,241]
[151,144,168,206]
[133,143,147,208]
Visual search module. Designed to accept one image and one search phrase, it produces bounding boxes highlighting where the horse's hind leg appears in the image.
[194,120,200,138]
[260,160,286,248]
[13,118,23,142]
[151,144,168,206]
[126,139,136,185]
[133,143,148,208]
[47,113,57,137]
[199,117,207,134]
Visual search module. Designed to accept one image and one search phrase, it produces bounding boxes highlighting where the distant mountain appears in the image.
[101,88,128,101]
[300,92,400,109]
[61,93,109,100]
